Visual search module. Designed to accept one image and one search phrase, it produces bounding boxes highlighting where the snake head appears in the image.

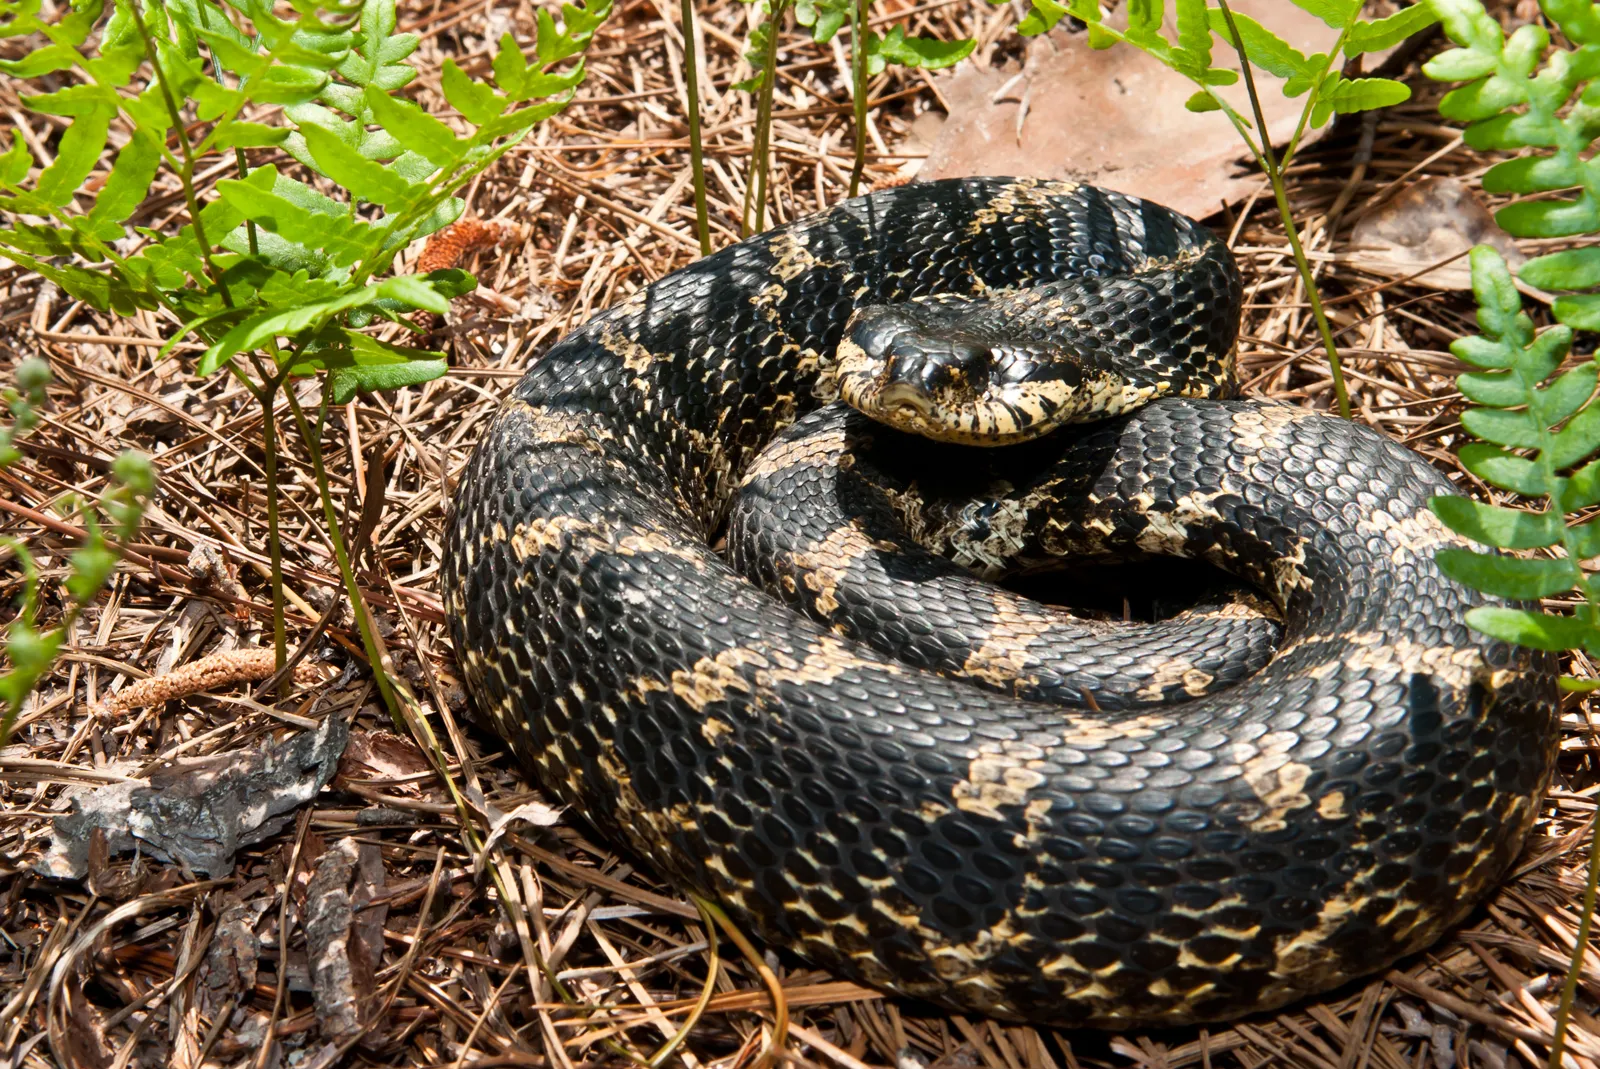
[836,301,1091,446]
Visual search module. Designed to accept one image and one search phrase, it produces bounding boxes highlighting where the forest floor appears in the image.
[2,0,1599,1068]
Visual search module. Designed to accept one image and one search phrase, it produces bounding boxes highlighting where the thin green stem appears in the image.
[1279,24,1351,171]
[1215,0,1350,419]
[259,371,287,687]
[284,380,402,723]
[1550,826,1600,1069]
[216,355,287,686]
[680,0,712,256]
[847,0,869,197]
[134,7,232,306]
[234,145,260,257]
[744,0,789,236]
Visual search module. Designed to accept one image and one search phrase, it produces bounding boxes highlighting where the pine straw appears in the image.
[2,2,1598,1067]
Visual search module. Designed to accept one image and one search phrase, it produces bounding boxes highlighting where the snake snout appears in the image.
[881,335,995,399]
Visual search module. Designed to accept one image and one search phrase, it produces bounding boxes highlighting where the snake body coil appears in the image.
[442,178,1559,1027]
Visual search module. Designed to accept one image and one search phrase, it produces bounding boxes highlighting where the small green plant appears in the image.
[0,360,154,746]
[1420,5,1600,1064]
[1420,0,1600,669]
[1430,247,1597,673]
[1014,0,1439,419]
[726,0,972,235]
[0,0,609,713]
[792,0,973,197]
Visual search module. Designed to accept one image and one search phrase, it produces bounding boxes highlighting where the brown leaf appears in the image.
[919,0,1357,217]
[1343,176,1524,290]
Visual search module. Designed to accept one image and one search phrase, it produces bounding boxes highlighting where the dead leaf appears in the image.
[334,729,434,794]
[1343,176,1523,290]
[918,1,1380,217]
[38,715,350,880]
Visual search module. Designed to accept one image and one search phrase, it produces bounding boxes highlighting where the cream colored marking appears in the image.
[701,717,732,744]
[1132,489,1228,556]
[1340,631,1488,690]
[1271,539,1313,595]
[918,798,953,822]
[768,229,828,281]
[1243,759,1313,833]
[1229,404,1309,459]
[600,325,660,373]
[1272,896,1353,977]
[1360,506,1473,563]
[507,400,616,450]
[750,281,788,313]
[1176,589,1281,622]
[741,418,850,484]
[961,626,1045,691]
[1135,659,1217,702]
[788,520,897,616]
[1317,791,1347,820]
[508,516,598,559]
[617,528,705,562]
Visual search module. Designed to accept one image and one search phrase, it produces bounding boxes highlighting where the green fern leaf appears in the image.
[297,122,426,210]
[1287,0,1360,30]
[442,59,508,124]
[217,168,381,267]
[1464,606,1595,653]
[362,85,463,168]
[32,104,114,208]
[1460,407,1542,449]
[1173,0,1209,73]
[1458,444,1544,496]
[314,331,448,404]
[795,0,849,42]
[1017,0,1071,36]
[85,126,162,234]
[0,43,80,76]
[1536,363,1598,424]
[339,0,417,92]
[1436,549,1575,600]
[0,134,32,186]
[1431,496,1562,549]
[1205,8,1310,81]
[1544,405,1600,468]
[1347,3,1438,55]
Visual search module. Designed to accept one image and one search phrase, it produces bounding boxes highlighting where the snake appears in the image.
[441,177,1559,1028]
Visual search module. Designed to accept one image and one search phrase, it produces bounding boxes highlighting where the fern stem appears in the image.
[752,0,789,235]
[134,9,232,307]
[1215,0,1350,420]
[235,149,260,257]
[847,0,869,198]
[1280,24,1352,171]
[284,381,403,725]
[680,0,712,256]
[258,372,288,689]
[1551,822,1600,1069]
[697,897,788,1069]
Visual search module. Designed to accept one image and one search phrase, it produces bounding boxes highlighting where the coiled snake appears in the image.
[442,178,1558,1027]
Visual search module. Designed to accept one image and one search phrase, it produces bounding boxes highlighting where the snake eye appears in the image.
[885,337,993,396]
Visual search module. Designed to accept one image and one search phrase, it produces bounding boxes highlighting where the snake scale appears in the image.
[442,177,1559,1027]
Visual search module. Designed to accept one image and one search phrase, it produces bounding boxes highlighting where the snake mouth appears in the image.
[877,380,937,418]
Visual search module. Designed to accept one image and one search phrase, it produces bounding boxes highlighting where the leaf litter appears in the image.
[3,1,1600,1068]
